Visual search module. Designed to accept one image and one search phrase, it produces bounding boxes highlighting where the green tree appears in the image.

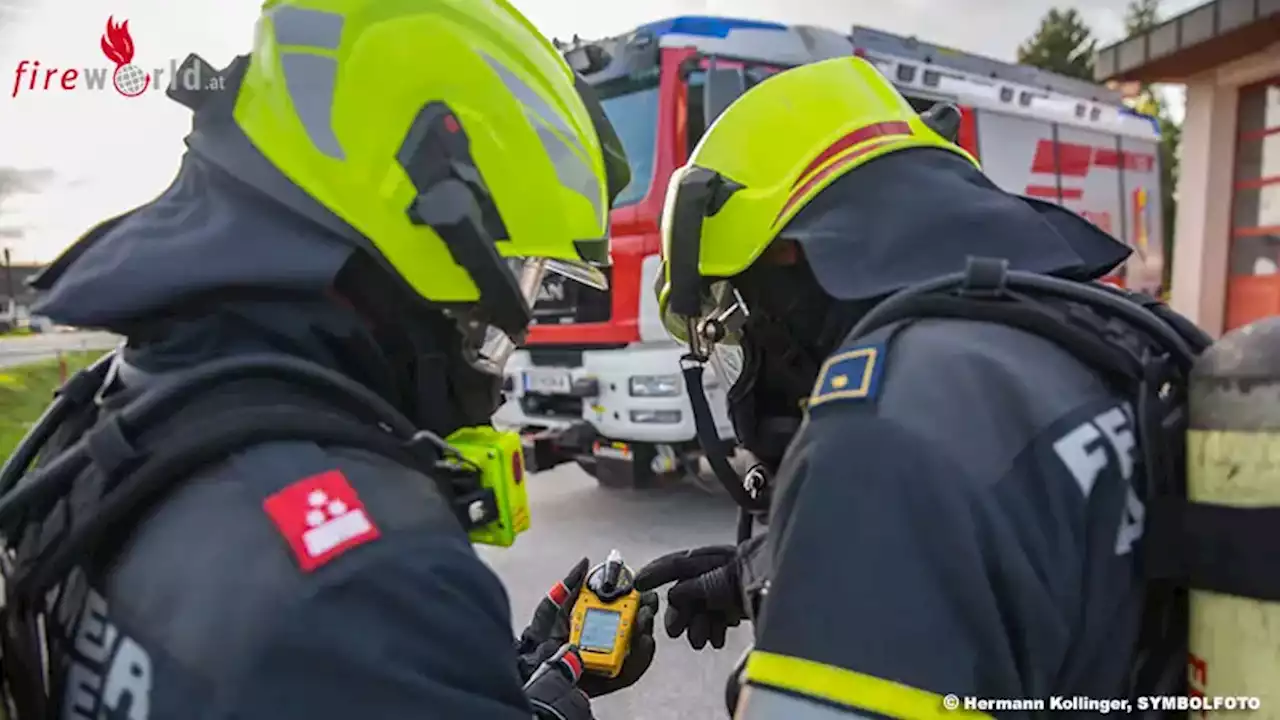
[1125,0,1162,33]
[1124,0,1180,288]
[1016,9,1097,81]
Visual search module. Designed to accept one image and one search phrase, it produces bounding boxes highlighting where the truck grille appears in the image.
[519,393,583,419]
[529,348,584,367]
[532,266,611,326]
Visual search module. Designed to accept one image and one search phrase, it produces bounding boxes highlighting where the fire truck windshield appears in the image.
[597,78,661,207]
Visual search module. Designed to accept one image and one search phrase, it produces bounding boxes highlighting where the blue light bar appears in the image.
[640,15,788,39]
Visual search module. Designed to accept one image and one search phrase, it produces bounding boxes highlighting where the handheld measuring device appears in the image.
[569,549,640,677]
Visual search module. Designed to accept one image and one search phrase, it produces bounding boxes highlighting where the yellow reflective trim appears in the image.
[744,651,992,719]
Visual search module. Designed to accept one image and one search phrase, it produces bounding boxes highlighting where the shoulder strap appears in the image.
[855,261,1280,591]
[847,258,1208,704]
[847,258,1196,389]
[862,290,1148,389]
[6,355,499,601]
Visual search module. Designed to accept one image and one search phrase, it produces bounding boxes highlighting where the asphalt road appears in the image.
[478,463,750,720]
[0,331,120,368]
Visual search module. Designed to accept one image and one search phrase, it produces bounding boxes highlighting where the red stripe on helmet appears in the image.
[790,121,913,190]
[775,137,903,225]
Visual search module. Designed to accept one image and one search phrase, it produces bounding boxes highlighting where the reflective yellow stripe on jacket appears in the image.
[735,685,883,719]
[737,651,993,720]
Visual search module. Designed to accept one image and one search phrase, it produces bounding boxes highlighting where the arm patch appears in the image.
[808,344,885,409]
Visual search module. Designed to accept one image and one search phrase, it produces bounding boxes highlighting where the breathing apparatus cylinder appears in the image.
[1185,317,1280,716]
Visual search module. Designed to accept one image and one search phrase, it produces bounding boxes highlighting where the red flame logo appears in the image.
[100,16,136,67]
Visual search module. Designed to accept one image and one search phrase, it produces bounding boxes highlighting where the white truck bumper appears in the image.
[493,343,736,445]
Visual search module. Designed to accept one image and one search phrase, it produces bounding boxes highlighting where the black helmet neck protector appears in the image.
[334,253,502,437]
[725,258,869,472]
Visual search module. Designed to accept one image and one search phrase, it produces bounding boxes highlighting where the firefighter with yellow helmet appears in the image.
[637,56,1211,717]
[0,1,658,718]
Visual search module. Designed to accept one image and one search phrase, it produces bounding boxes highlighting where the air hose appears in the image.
[680,355,764,544]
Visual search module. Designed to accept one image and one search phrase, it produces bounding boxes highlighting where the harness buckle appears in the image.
[679,353,705,371]
[92,346,125,408]
[959,256,1010,298]
[743,464,769,501]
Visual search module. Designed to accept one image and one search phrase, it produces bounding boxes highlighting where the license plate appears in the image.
[593,441,632,460]
[523,368,572,395]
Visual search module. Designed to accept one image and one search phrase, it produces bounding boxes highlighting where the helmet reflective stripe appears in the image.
[269,6,343,48]
[533,122,605,222]
[234,0,620,316]
[773,121,915,225]
[278,56,344,159]
[482,54,604,222]
[789,121,913,189]
[270,7,346,159]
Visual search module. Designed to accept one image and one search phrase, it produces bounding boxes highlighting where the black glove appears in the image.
[524,643,594,720]
[634,535,767,650]
[516,558,660,697]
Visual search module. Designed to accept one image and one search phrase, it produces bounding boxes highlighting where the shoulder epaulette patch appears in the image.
[808,344,885,409]
[263,469,381,573]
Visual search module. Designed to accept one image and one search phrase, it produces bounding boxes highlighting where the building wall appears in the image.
[1172,41,1280,336]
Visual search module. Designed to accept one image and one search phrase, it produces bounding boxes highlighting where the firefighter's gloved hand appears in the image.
[635,542,749,650]
[524,643,595,720]
[516,557,659,697]
[517,558,588,681]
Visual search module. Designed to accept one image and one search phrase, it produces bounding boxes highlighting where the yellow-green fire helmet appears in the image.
[656,56,978,345]
[235,0,628,359]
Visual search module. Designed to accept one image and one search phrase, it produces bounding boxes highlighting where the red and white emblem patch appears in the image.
[262,470,380,572]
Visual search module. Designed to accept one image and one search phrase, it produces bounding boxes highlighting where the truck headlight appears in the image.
[629,374,681,397]
[630,409,682,424]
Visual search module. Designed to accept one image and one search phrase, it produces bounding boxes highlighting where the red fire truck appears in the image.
[495,16,1164,488]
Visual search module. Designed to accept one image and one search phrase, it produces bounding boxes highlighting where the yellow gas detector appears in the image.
[569,549,640,677]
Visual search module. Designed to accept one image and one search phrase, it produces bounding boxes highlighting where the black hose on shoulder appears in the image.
[735,509,754,545]
[681,357,761,544]
[0,351,116,495]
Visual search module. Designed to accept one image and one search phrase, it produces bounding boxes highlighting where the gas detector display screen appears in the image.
[580,608,622,652]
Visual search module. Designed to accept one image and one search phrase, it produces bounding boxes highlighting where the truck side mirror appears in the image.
[703,67,747,132]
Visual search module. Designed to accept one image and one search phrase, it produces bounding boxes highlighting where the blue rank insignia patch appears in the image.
[808,344,885,408]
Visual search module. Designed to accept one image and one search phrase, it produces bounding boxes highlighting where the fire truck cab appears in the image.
[494,16,1164,488]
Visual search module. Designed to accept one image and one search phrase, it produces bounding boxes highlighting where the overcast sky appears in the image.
[0,0,1201,262]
